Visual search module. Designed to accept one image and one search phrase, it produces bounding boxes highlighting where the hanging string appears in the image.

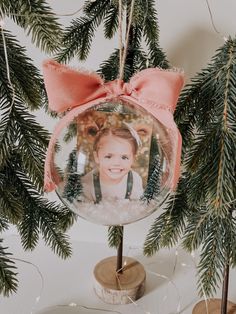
[118,0,123,77]
[0,12,15,112]
[204,0,220,34]
[118,0,135,80]
[204,0,230,42]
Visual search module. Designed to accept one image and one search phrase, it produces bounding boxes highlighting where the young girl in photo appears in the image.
[81,127,144,203]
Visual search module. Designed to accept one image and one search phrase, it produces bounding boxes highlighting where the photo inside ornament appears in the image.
[53,100,173,225]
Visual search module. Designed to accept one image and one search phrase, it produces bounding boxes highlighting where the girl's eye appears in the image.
[105,155,112,159]
[122,155,129,160]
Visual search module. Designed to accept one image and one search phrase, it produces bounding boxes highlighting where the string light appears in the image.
[3,236,205,314]
[11,257,44,314]
[43,304,123,313]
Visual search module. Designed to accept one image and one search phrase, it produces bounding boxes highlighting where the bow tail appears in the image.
[171,130,182,190]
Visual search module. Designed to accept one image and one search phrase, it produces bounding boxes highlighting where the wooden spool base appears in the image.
[93,256,146,305]
[192,299,236,314]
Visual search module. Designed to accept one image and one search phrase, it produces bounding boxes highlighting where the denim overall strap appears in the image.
[93,171,133,203]
[93,172,102,204]
[125,171,133,199]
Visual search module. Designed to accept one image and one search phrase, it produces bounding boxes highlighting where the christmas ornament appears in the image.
[43,60,184,226]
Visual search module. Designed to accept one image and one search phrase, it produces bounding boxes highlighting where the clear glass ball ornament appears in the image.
[53,100,173,226]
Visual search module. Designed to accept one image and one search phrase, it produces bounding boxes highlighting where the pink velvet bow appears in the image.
[43,60,184,192]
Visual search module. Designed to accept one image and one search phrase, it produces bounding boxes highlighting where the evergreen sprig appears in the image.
[108,226,124,248]
[0,0,62,53]
[0,30,44,110]
[57,0,110,62]
[0,1,74,296]
[144,178,189,256]
[196,215,231,296]
[57,0,168,71]
[0,240,18,296]
[145,37,236,296]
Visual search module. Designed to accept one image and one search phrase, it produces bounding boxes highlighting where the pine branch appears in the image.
[140,0,159,45]
[174,37,236,296]
[0,240,18,296]
[0,0,76,296]
[57,0,110,63]
[181,39,236,216]
[0,186,25,224]
[134,0,168,68]
[56,16,95,63]
[39,206,72,259]
[14,103,50,191]
[230,214,236,267]
[2,158,72,259]
[0,97,50,191]
[185,165,207,208]
[98,46,147,82]
[197,216,231,297]
[0,97,15,168]
[0,30,44,110]
[144,178,188,256]
[148,43,169,68]
[108,226,124,248]
[182,206,209,251]
[1,0,62,53]
[55,207,77,233]
[98,49,120,81]
[174,88,198,153]
[0,217,9,233]
[103,3,119,39]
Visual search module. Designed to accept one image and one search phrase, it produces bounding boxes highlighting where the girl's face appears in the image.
[94,135,135,183]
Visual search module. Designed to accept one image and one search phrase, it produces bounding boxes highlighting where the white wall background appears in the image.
[3,0,236,245]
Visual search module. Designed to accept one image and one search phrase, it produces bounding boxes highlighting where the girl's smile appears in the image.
[94,135,134,184]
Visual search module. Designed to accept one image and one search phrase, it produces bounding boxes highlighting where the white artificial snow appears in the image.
[57,184,169,226]
[69,198,158,226]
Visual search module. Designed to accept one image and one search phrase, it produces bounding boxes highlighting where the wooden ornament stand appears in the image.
[192,299,236,314]
[93,227,146,304]
[94,256,146,304]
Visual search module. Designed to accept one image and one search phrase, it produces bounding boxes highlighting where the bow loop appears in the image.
[42,60,104,113]
[129,68,184,112]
